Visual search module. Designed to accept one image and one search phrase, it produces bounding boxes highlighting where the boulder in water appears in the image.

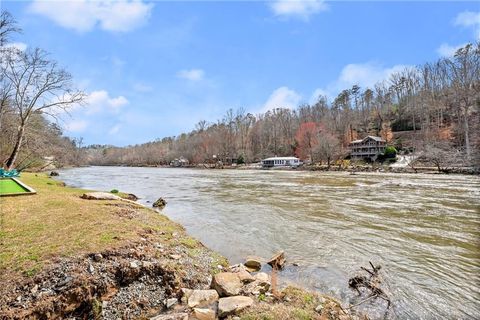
[123,193,139,201]
[244,256,262,271]
[153,197,167,208]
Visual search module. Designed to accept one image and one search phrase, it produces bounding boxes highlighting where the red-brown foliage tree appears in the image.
[295,122,320,162]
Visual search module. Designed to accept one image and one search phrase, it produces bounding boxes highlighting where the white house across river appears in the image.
[261,156,302,168]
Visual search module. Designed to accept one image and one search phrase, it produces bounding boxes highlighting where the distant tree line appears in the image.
[0,11,85,170]
[88,43,479,169]
[1,10,478,171]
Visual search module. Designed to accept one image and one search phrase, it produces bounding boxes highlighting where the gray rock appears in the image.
[228,264,245,273]
[315,304,324,313]
[187,289,219,308]
[243,273,271,295]
[244,256,262,271]
[192,308,216,320]
[150,313,188,320]
[211,272,242,297]
[124,193,139,201]
[30,285,38,294]
[166,298,178,309]
[237,270,255,283]
[254,272,270,283]
[130,261,139,269]
[218,296,253,317]
[153,197,167,208]
[180,288,193,304]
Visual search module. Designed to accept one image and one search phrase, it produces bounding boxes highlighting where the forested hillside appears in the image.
[1,9,478,170]
[88,43,480,168]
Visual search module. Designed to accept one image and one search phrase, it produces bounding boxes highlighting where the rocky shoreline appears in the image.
[0,238,357,320]
[0,228,222,319]
[1,185,363,319]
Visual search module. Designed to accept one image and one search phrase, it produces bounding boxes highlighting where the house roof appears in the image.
[367,135,385,142]
[262,156,300,161]
[350,135,385,144]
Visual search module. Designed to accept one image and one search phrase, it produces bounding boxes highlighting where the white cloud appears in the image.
[108,124,121,135]
[309,88,329,104]
[29,0,153,33]
[434,11,479,62]
[454,11,480,28]
[312,62,411,100]
[270,0,328,20]
[260,62,411,113]
[454,11,480,40]
[176,69,205,81]
[337,62,409,89]
[86,90,129,114]
[65,120,88,133]
[4,42,27,51]
[437,43,468,57]
[263,86,302,112]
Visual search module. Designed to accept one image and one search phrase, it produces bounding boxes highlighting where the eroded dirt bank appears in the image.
[0,174,364,319]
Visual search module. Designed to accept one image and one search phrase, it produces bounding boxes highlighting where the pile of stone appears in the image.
[152,252,285,320]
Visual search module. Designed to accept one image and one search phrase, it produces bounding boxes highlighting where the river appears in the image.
[57,166,480,319]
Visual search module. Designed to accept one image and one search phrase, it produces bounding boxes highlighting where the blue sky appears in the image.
[3,0,480,146]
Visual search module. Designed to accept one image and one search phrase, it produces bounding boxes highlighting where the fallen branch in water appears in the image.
[348,261,391,310]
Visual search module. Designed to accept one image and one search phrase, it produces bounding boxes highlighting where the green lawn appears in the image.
[0,173,190,276]
[0,178,28,195]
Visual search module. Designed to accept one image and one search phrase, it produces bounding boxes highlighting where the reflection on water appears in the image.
[58,167,480,318]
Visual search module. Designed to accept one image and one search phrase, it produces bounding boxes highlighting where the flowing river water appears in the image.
[58,166,480,319]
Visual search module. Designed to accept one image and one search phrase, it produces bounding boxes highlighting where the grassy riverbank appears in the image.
[0,173,213,276]
[0,173,228,318]
[0,173,357,319]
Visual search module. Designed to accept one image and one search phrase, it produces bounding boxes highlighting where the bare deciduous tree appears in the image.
[314,131,341,169]
[2,48,85,169]
[0,11,20,47]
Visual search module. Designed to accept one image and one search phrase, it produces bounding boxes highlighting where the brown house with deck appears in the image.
[350,136,386,161]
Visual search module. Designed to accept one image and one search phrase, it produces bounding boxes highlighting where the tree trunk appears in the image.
[464,112,471,159]
[5,123,25,170]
